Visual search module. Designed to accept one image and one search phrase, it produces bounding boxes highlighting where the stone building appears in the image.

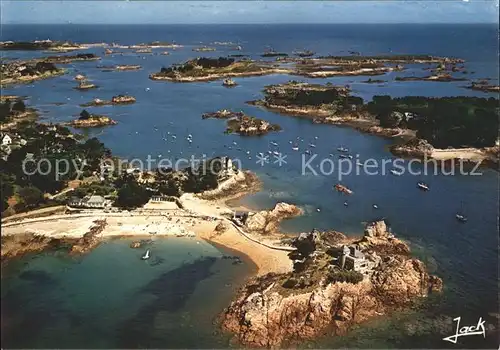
[339,245,380,276]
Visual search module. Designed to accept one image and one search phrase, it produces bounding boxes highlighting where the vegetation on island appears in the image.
[0,120,110,215]
[1,60,63,85]
[251,81,499,149]
[150,57,287,82]
[366,96,499,148]
[202,110,281,136]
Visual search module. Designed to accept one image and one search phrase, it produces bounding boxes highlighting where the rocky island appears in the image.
[193,46,216,52]
[74,80,98,90]
[149,57,291,82]
[65,109,117,128]
[221,220,442,347]
[202,110,282,136]
[0,60,64,86]
[43,53,100,64]
[80,95,136,107]
[395,73,467,82]
[465,80,500,93]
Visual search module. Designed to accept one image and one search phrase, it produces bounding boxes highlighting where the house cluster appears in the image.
[1,132,27,160]
[337,244,381,277]
[67,195,109,209]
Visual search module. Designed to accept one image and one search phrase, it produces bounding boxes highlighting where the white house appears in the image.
[1,134,12,146]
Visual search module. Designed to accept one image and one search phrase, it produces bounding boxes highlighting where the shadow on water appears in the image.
[1,270,66,348]
[115,256,217,348]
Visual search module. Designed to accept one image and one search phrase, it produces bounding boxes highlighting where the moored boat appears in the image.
[417,182,429,191]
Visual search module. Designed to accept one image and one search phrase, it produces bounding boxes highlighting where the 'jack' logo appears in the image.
[442,316,486,344]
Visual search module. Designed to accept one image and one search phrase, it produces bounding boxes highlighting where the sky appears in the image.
[1,1,499,24]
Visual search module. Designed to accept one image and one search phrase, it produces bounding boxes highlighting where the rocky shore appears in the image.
[221,220,443,347]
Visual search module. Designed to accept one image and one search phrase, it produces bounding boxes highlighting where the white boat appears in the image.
[339,154,352,159]
[373,204,379,209]
[390,169,403,176]
[292,146,299,151]
[270,141,278,146]
[337,147,349,152]
[417,182,429,191]
[356,161,364,167]
[273,151,280,156]
[455,214,468,223]
[141,249,150,260]
[308,143,316,148]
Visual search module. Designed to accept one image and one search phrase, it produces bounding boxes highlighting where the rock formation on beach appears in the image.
[244,202,303,235]
[221,220,442,347]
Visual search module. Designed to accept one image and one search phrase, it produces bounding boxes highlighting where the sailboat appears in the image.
[141,249,150,260]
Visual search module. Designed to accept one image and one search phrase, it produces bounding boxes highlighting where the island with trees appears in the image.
[202,109,281,136]
[65,110,118,128]
[149,57,291,82]
[80,95,136,107]
[249,81,499,164]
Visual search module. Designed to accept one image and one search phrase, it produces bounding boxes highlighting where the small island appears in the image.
[261,50,288,58]
[465,80,500,93]
[74,80,98,90]
[395,73,467,82]
[80,95,136,107]
[222,78,238,87]
[65,109,117,128]
[1,60,64,86]
[0,40,88,52]
[43,53,100,64]
[192,46,216,52]
[202,110,281,136]
[248,80,499,165]
[149,57,291,82]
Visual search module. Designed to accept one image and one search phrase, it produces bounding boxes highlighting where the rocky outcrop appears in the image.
[70,219,107,254]
[221,220,442,347]
[226,115,281,136]
[391,138,434,158]
[66,111,117,128]
[245,202,302,234]
[202,110,281,136]
[214,221,230,234]
[80,95,136,107]
[75,81,98,90]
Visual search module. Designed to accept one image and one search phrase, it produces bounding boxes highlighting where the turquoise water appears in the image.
[1,238,252,348]
[1,24,498,348]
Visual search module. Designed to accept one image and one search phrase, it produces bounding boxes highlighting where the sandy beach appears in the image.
[1,195,293,276]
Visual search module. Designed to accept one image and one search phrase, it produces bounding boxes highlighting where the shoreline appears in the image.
[249,101,499,168]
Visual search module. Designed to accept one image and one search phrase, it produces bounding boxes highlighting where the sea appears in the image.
[1,24,499,349]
